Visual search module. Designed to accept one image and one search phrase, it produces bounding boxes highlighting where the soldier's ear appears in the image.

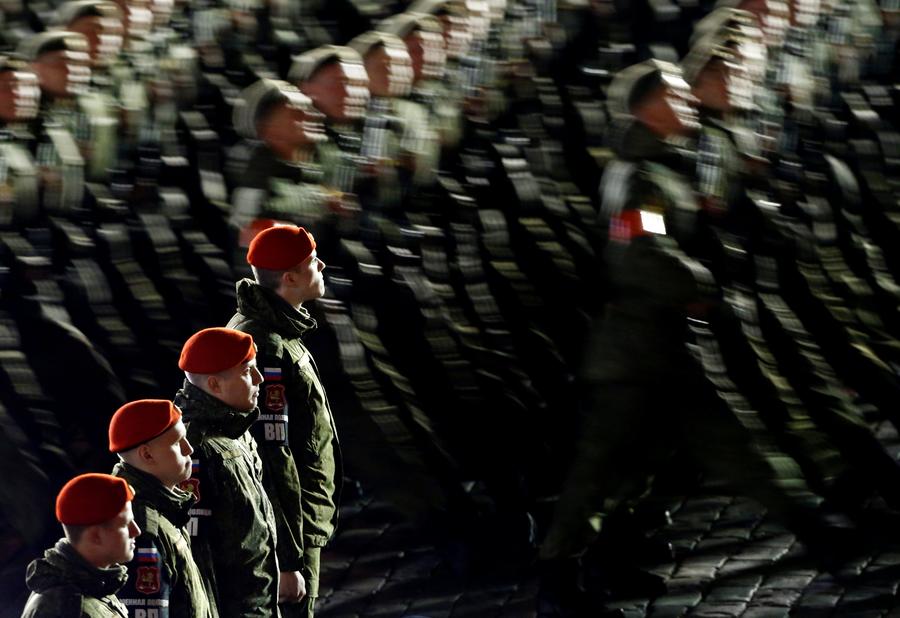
[206,374,221,394]
[137,443,155,465]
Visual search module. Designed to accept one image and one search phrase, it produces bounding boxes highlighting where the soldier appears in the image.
[174,327,289,617]
[108,399,216,618]
[227,225,340,618]
[347,30,414,215]
[290,45,370,198]
[229,78,332,249]
[375,12,446,192]
[22,473,139,617]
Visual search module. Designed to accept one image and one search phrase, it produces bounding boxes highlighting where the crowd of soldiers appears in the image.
[0,0,899,614]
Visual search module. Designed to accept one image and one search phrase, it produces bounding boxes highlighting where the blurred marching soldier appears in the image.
[51,1,124,181]
[375,12,446,195]
[22,474,139,617]
[346,30,414,215]
[109,400,217,618]
[174,328,287,617]
[291,45,370,201]
[0,55,41,227]
[17,31,91,215]
[406,0,472,159]
[227,225,340,618]
[539,59,844,613]
[229,78,335,255]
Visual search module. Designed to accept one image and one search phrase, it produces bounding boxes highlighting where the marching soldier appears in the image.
[375,12,446,193]
[227,225,340,618]
[109,399,217,618]
[22,474,139,617]
[174,327,287,617]
[229,78,333,250]
[290,45,370,199]
[346,30,414,215]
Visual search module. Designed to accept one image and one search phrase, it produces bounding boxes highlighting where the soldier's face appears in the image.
[302,60,370,122]
[364,44,413,98]
[404,29,446,83]
[144,419,194,489]
[213,358,263,412]
[97,502,140,566]
[33,48,92,99]
[264,96,326,149]
[0,70,40,122]
[68,14,124,67]
[289,251,326,303]
[440,13,472,59]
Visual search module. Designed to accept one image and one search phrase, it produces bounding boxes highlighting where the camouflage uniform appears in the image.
[227,279,342,618]
[112,462,217,618]
[174,382,280,618]
[22,539,128,618]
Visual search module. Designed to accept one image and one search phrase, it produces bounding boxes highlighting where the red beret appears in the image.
[246,224,317,271]
[179,327,256,374]
[56,473,134,526]
[109,399,182,453]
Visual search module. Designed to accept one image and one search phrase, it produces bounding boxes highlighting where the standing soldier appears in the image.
[227,224,340,618]
[108,399,217,618]
[22,473,139,617]
[174,327,293,617]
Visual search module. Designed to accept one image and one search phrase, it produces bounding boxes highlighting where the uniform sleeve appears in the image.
[186,446,279,618]
[252,355,306,572]
[117,537,172,618]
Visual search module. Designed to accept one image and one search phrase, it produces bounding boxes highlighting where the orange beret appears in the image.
[247,224,317,271]
[56,473,134,526]
[109,399,182,453]
[179,327,256,374]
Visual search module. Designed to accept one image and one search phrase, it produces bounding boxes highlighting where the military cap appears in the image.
[53,0,119,27]
[681,29,739,85]
[407,0,467,16]
[247,224,316,270]
[606,59,683,119]
[16,31,87,61]
[233,78,312,140]
[376,11,442,38]
[109,399,181,453]
[180,328,256,374]
[288,45,363,84]
[347,30,408,59]
[56,473,134,526]
[689,7,756,47]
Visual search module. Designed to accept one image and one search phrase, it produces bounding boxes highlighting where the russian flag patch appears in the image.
[136,547,159,563]
[264,367,282,381]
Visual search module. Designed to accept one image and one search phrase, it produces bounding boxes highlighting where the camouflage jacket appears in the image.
[228,280,342,557]
[174,382,279,618]
[112,462,217,618]
[22,539,128,618]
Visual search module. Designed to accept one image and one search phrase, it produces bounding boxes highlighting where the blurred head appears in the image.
[349,32,414,97]
[57,1,124,67]
[235,79,325,159]
[377,13,445,84]
[608,60,699,138]
[56,473,140,568]
[20,32,92,99]
[293,47,370,122]
[0,61,40,122]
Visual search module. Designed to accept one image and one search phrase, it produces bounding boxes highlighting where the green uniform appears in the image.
[227,280,342,617]
[22,539,128,618]
[112,462,217,618]
[174,382,280,618]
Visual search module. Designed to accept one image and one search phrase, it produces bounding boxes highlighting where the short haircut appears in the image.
[62,523,88,544]
[252,265,286,290]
